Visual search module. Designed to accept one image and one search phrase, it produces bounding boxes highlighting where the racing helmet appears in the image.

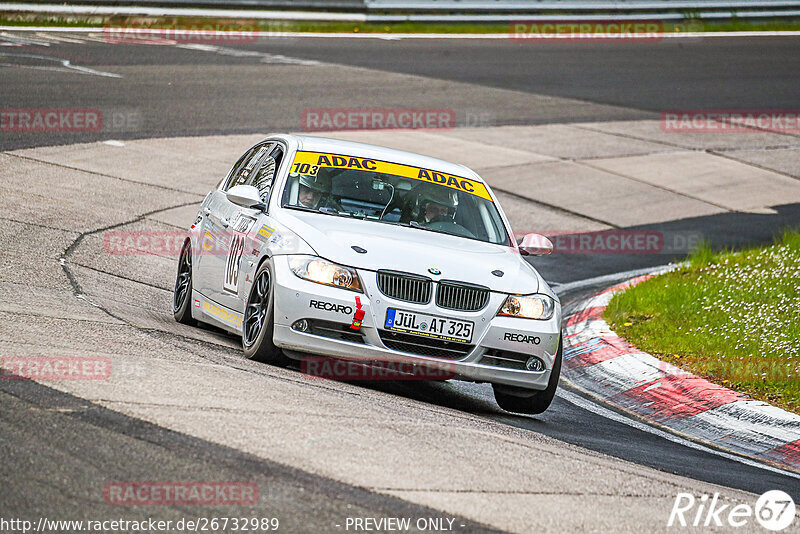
[297,173,331,193]
[418,186,458,212]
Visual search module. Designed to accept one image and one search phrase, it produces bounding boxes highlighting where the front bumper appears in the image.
[271,255,561,390]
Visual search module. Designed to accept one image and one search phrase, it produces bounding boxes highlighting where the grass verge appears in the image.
[2,13,800,33]
[606,230,800,414]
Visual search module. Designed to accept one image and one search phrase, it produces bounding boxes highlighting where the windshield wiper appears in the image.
[286,205,344,216]
[374,219,420,229]
[288,205,420,226]
[286,205,318,213]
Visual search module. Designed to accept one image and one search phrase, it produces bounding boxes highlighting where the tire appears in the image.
[242,260,290,365]
[173,239,195,325]
[492,337,562,415]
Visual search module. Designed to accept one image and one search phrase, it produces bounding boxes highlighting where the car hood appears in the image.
[274,209,540,294]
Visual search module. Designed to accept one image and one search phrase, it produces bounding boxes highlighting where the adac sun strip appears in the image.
[290,151,493,202]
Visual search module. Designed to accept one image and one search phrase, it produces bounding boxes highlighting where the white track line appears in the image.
[174,43,322,66]
[554,264,800,479]
[33,31,87,44]
[0,51,121,77]
[558,388,800,479]
[4,2,800,23]
[0,4,366,21]
[0,30,51,46]
[553,264,675,296]
[2,27,800,39]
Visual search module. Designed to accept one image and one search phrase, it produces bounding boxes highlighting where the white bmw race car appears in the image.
[173,134,562,414]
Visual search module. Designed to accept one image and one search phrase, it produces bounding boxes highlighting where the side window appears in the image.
[247,144,284,202]
[270,144,284,171]
[223,143,272,191]
[220,147,255,190]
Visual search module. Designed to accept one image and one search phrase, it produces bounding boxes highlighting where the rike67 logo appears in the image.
[669,490,795,531]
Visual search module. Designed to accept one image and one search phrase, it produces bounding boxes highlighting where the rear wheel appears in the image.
[242,260,290,365]
[492,338,562,414]
[173,240,195,325]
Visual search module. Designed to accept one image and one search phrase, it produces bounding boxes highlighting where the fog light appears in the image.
[525,356,544,372]
[292,319,309,332]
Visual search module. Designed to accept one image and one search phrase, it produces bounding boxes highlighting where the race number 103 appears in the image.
[292,162,320,176]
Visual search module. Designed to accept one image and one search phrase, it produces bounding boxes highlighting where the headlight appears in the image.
[499,294,555,320]
[288,256,363,293]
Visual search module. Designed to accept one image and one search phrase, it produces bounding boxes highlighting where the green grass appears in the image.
[2,13,800,33]
[0,16,106,28]
[605,230,800,414]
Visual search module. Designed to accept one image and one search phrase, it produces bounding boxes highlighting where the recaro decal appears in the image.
[291,151,492,202]
[310,299,353,314]
[503,332,541,345]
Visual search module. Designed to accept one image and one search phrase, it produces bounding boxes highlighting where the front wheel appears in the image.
[492,338,562,415]
[173,240,195,325]
[242,260,290,366]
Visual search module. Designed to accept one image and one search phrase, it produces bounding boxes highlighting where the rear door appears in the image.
[194,145,258,301]
[209,142,283,312]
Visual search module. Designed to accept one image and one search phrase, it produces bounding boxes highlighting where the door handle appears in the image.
[206,210,228,228]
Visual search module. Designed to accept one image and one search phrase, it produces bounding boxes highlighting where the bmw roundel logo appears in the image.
[428,267,441,275]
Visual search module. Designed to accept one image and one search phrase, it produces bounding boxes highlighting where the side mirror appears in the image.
[518,233,554,256]
[226,185,264,209]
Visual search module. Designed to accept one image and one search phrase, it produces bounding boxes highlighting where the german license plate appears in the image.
[384,308,473,344]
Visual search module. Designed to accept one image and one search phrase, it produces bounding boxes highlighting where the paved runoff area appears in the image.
[3,120,799,532]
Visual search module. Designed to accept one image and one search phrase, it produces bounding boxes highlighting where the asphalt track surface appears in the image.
[1,31,800,531]
[2,34,800,150]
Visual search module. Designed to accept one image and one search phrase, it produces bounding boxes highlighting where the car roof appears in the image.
[269,133,484,183]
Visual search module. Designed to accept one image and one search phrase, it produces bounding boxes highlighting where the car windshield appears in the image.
[281,151,510,245]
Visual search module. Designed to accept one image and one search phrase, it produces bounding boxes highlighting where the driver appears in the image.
[295,173,333,210]
[415,187,458,226]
